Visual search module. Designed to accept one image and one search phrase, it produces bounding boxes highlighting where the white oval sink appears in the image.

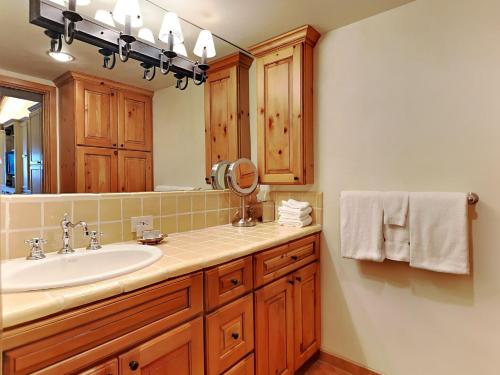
[1,244,163,293]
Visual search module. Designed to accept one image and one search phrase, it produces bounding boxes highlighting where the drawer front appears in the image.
[254,234,319,287]
[223,354,254,375]
[77,359,118,375]
[205,256,253,311]
[206,294,254,375]
[4,273,203,375]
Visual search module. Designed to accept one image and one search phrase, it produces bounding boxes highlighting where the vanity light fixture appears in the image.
[31,0,216,90]
[47,50,75,62]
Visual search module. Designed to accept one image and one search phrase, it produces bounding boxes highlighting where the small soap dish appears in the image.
[137,231,167,245]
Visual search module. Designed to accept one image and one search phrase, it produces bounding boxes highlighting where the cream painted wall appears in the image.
[316,0,500,374]
[153,83,206,188]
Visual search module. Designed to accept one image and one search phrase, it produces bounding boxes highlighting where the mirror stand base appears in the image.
[232,218,257,227]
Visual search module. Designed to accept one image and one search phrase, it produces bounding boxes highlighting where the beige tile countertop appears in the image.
[2,222,321,329]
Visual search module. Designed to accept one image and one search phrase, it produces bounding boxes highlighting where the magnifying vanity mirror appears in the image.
[225,158,258,227]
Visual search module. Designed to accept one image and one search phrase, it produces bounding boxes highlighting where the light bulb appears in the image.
[138,28,155,44]
[159,12,184,44]
[94,10,115,27]
[47,51,75,62]
[113,0,143,28]
[193,30,216,58]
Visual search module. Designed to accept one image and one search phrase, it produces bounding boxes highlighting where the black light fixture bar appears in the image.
[29,0,205,81]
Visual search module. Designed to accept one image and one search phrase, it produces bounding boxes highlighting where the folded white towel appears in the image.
[282,199,311,210]
[278,206,313,218]
[409,192,469,274]
[383,191,409,226]
[384,224,410,262]
[340,191,385,262]
[278,215,312,228]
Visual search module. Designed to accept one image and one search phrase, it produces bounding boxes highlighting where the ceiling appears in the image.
[0,0,414,91]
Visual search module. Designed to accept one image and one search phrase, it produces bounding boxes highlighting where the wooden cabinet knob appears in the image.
[230,278,239,286]
[129,360,139,371]
[231,332,239,340]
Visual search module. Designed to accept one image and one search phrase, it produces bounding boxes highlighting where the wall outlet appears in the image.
[131,216,154,236]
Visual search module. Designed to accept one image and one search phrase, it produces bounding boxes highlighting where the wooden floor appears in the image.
[301,359,352,375]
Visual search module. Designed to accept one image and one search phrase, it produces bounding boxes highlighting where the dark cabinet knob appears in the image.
[295,276,302,282]
[294,176,299,181]
[120,144,124,147]
[291,255,298,261]
[230,278,239,286]
[129,360,139,371]
[287,280,295,285]
[231,332,239,340]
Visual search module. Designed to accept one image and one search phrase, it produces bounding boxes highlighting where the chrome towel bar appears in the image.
[467,192,479,205]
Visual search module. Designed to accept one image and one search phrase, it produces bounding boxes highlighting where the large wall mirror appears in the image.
[0,0,256,195]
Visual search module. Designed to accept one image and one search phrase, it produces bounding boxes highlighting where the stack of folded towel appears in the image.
[278,199,313,227]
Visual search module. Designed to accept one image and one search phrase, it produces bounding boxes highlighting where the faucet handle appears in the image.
[25,238,47,260]
[86,230,103,250]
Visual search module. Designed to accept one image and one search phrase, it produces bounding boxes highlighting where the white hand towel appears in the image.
[278,215,312,228]
[383,191,409,226]
[409,192,469,274]
[278,206,313,218]
[282,199,311,210]
[340,191,385,262]
[383,223,410,262]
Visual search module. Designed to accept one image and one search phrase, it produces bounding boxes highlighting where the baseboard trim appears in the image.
[319,351,381,375]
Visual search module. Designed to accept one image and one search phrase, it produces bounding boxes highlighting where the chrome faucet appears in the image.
[58,213,89,254]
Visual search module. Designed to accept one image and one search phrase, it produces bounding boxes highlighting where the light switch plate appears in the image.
[131,216,154,233]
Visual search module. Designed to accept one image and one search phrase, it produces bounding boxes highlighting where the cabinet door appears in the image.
[75,81,118,148]
[256,45,303,184]
[78,359,118,375]
[118,91,152,151]
[293,262,321,370]
[223,354,254,375]
[119,317,204,375]
[117,150,152,192]
[254,276,294,375]
[204,66,238,180]
[76,146,117,193]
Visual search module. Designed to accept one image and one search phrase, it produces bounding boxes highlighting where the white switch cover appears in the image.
[131,216,154,234]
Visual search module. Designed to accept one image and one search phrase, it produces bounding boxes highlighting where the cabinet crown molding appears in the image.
[53,71,154,97]
[248,25,321,57]
[208,52,254,73]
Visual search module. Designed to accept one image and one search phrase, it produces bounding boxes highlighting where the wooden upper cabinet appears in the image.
[204,52,253,182]
[76,146,118,193]
[119,317,205,375]
[75,80,118,148]
[55,72,153,193]
[118,150,152,192]
[118,91,152,151]
[249,25,320,185]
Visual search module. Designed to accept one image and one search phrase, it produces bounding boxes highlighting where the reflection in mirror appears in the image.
[226,158,258,227]
[210,160,230,190]
[0,0,253,194]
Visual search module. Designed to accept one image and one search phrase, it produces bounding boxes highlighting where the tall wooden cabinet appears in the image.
[55,72,153,193]
[204,52,253,183]
[249,25,320,185]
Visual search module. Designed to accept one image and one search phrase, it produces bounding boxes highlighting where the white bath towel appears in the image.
[340,191,385,262]
[278,215,312,228]
[282,199,311,210]
[278,206,313,219]
[383,191,409,226]
[383,224,410,262]
[409,192,469,274]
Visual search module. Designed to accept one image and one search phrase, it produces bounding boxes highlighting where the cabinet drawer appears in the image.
[254,234,319,287]
[205,256,253,311]
[206,294,254,375]
[77,359,118,375]
[223,354,254,375]
[3,273,203,375]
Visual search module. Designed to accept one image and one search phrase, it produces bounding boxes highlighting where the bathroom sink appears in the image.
[1,245,163,293]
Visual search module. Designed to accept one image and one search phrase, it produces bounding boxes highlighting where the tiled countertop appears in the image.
[2,222,321,329]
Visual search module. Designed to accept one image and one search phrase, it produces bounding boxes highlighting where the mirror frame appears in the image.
[226,158,258,197]
[0,74,57,193]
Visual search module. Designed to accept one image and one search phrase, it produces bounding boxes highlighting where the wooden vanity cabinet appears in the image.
[78,359,118,375]
[204,52,253,183]
[249,25,320,185]
[55,71,153,193]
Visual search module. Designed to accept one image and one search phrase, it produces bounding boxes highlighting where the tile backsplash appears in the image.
[0,190,323,260]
